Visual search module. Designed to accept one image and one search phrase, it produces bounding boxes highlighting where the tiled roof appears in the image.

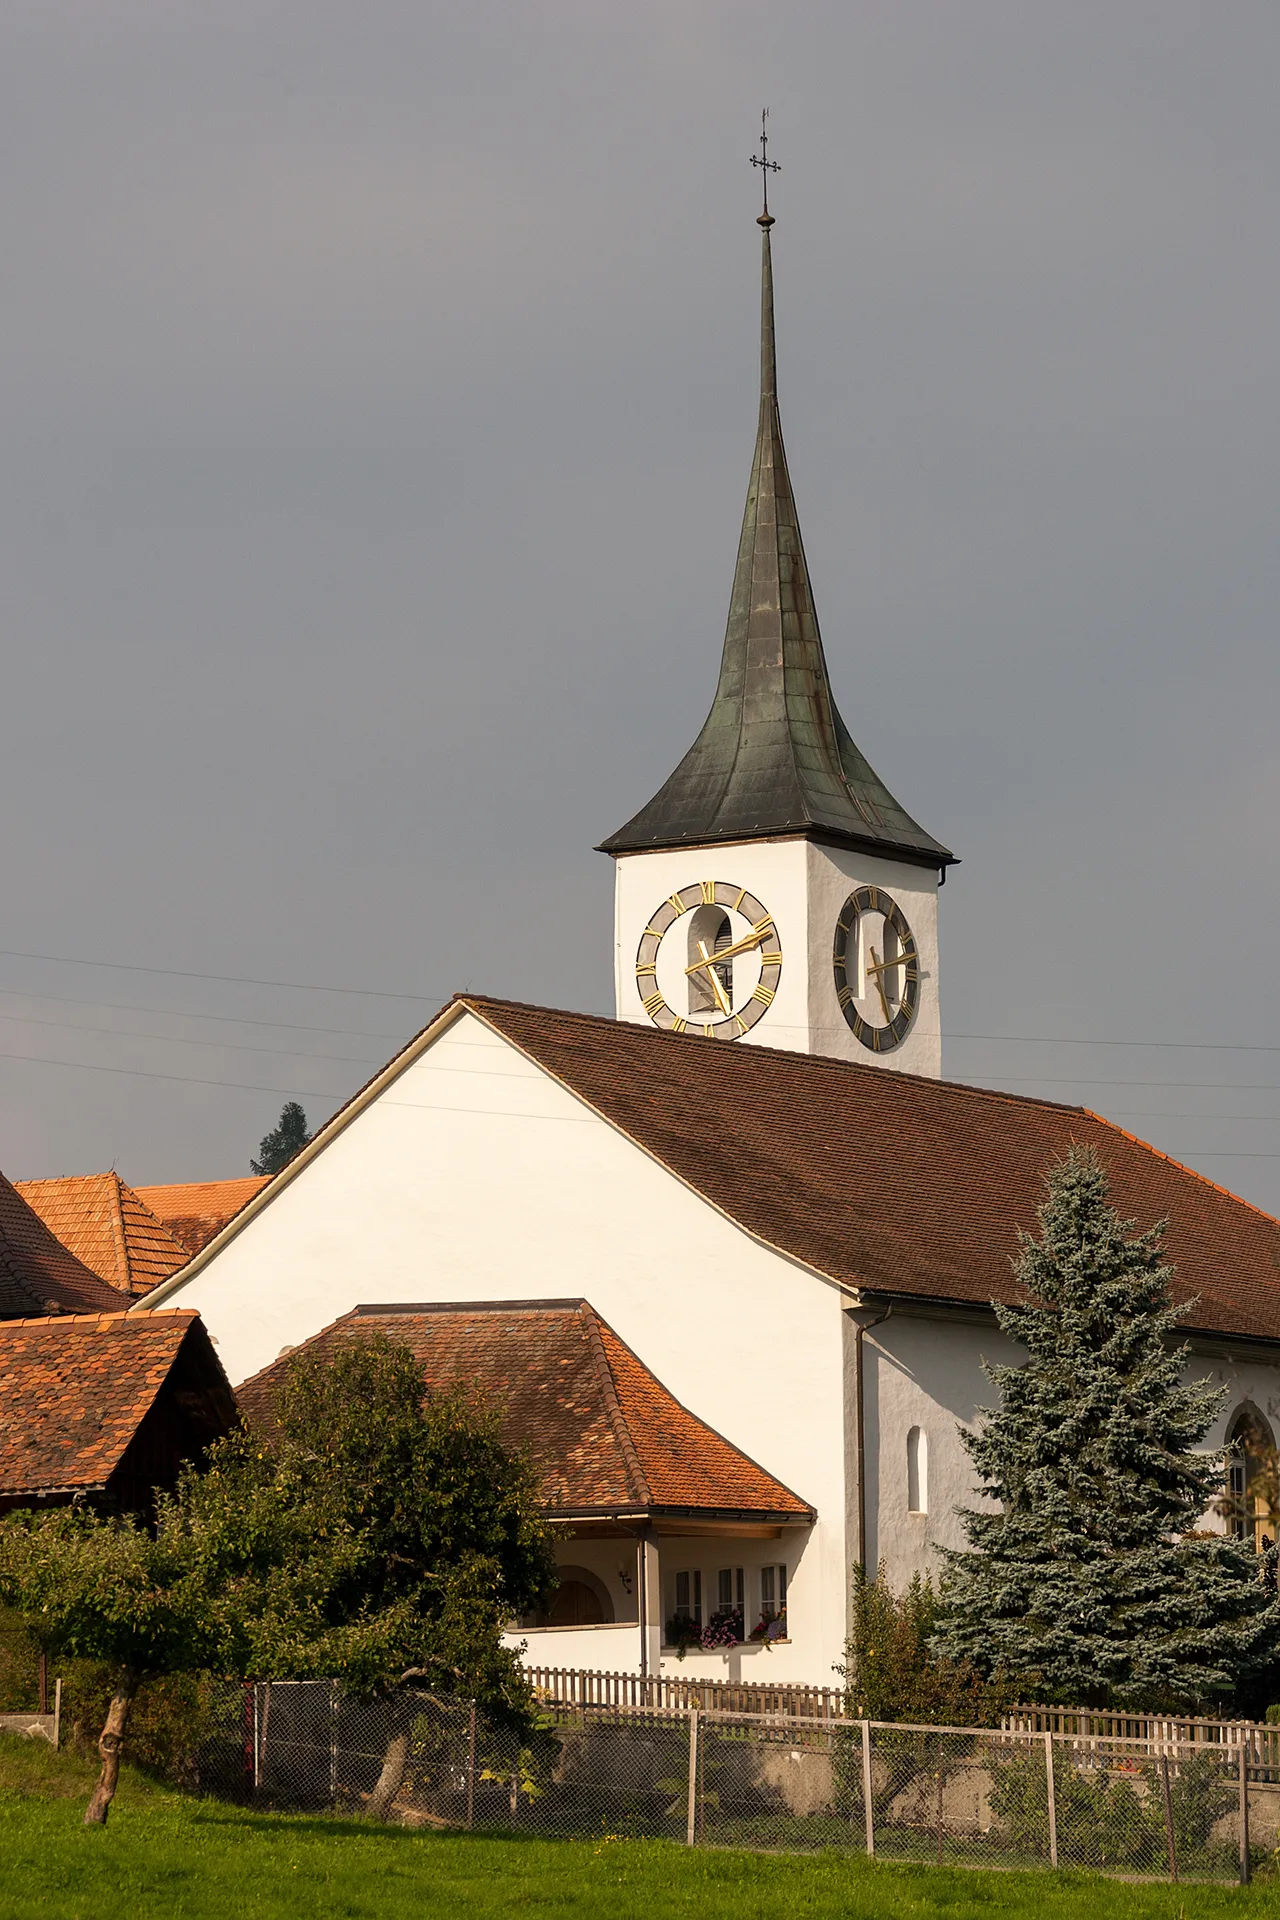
[0,1309,232,1499]
[0,1174,125,1320]
[456,999,1280,1345]
[134,1177,270,1256]
[235,1300,813,1522]
[16,1174,190,1298]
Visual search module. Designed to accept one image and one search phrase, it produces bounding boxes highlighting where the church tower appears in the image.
[599,155,956,1075]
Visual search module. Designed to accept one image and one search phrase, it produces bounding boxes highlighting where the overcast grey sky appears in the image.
[2,1,1280,1211]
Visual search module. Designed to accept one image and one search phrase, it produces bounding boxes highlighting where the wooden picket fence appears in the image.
[526,1666,1280,1770]
[526,1665,845,1720]
[1002,1702,1280,1774]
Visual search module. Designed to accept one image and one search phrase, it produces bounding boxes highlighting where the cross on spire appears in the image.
[749,107,779,226]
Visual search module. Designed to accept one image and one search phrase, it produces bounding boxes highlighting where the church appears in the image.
[144,191,1280,1691]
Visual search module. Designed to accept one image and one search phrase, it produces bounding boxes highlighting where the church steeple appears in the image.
[600,174,954,872]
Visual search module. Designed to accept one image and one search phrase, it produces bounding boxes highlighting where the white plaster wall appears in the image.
[866,1312,1280,1587]
[804,843,942,1078]
[503,1624,640,1673]
[611,838,942,1073]
[612,838,818,1055]
[864,1314,1020,1588]
[160,1010,851,1686]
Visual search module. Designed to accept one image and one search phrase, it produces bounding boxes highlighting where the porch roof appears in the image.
[235,1299,815,1526]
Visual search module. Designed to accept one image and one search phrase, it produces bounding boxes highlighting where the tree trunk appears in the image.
[367,1731,410,1822]
[83,1671,139,1826]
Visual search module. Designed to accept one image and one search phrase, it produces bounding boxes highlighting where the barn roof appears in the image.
[0,1309,234,1500]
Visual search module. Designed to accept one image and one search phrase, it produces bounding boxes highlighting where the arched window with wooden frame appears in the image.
[1226,1405,1277,1555]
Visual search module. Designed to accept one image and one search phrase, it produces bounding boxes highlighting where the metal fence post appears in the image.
[1238,1739,1250,1885]
[686,1707,700,1847]
[861,1720,874,1857]
[466,1701,477,1830]
[1043,1731,1058,1868]
[52,1677,61,1754]
[1159,1751,1178,1883]
[329,1680,339,1805]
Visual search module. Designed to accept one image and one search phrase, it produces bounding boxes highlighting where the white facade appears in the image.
[612,836,943,1075]
[153,1007,847,1686]
[861,1310,1280,1593]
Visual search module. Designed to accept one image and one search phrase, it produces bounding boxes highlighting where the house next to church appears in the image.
[142,195,1280,1689]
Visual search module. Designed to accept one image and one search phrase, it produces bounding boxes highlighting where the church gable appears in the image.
[144,1005,845,1416]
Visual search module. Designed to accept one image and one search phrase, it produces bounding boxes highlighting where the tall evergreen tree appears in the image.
[251,1100,310,1176]
[933,1145,1280,1710]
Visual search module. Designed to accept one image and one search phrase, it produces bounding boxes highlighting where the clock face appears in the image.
[832,885,920,1052]
[635,881,782,1039]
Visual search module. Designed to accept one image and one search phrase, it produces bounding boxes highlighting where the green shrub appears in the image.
[839,1564,1008,1726]
[988,1747,1234,1871]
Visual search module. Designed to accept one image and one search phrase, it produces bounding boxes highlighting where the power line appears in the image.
[0,983,407,1043]
[955,1074,1280,1094]
[0,1048,347,1099]
[0,1008,386,1067]
[0,945,441,1002]
[946,1031,1280,1055]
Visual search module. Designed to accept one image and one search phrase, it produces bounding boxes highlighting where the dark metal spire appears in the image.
[600,128,955,871]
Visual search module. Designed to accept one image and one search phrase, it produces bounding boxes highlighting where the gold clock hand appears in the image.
[683,920,774,973]
[867,946,894,1025]
[695,941,732,1016]
[864,946,917,979]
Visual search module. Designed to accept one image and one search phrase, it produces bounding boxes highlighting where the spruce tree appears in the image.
[251,1100,310,1176]
[933,1145,1280,1710]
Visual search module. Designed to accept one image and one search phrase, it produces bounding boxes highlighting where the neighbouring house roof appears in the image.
[598,213,952,870]
[16,1173,191,1299]
[134,1177,270,1256]
[0,1174,126,1320]
[0,1309,236,1504]
[235,1300,814,1524]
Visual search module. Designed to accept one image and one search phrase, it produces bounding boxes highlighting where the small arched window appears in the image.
[687,907,734,1016]
[907,1426,928,1515]
[1227,1406,1276,1555]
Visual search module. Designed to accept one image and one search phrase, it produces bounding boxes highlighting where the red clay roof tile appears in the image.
[0,1175,125,1320]
[16,1173,190,1298]
[134,1177,269,1256]
[0,1310,229,1498]
[235,1300,813,1521]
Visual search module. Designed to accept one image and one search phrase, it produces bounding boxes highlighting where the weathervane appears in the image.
[749,107,779,227]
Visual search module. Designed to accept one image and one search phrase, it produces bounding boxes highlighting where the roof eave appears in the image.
[597,821,956,870]
[547,1503,814,1526]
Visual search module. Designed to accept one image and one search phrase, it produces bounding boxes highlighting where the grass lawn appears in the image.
[0,1735,1273,1920]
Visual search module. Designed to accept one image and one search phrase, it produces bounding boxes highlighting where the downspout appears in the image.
[847,1303,892,1574]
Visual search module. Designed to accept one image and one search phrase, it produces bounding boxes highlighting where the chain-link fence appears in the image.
[175,1680,1276,1883]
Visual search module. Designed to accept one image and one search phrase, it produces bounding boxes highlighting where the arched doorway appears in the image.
[524,1566,615,1629]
